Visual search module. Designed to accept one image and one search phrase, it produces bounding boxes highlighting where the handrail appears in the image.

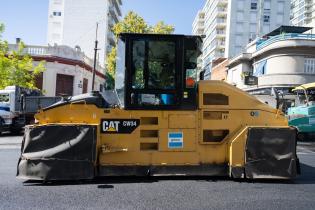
[8,44,104,71]
[256,33,315,50]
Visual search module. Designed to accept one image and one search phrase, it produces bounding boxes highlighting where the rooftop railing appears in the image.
[256,33,315,50]
[8,44,104,71]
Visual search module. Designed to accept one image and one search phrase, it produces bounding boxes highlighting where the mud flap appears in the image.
[245,127,299,179]
[17,125,97,181]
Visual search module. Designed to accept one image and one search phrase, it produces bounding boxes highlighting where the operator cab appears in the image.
[115,33,202,110]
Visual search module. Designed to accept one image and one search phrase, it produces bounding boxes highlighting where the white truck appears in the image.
[0,86,61,135]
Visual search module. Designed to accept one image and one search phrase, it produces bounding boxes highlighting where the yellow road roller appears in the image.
[17,34,300,181]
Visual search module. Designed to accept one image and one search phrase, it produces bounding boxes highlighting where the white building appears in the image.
[192,10,205,35]
[291,0,315,27]
[226,0,290,58]
[193,0,290,78]
[227,26,315,90]
[47,0,122,67]
[9,44,106,97]
[196,0,228,79]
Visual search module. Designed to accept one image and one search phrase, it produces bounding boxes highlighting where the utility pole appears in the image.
[92,22,99,91]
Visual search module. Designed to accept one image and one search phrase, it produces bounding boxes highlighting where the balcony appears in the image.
[256,33,315,51]
[216,29,226,38]
[111,0,122,17]
[109,6,119,23]
[107,31,116,46]
[217,0,228,7]
[108,18,115,29]
[217,7,227,12]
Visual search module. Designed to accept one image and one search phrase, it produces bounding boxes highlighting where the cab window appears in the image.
[0,94,9,103]
[148,41,176,90]
[129,39,177,107]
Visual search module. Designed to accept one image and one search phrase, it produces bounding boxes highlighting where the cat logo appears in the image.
[101,119,140,134]
[102,121,120,132]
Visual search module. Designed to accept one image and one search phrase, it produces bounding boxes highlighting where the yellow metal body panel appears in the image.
[35,81,289,168]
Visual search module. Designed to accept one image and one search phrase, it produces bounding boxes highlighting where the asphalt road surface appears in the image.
[1,134,315,210]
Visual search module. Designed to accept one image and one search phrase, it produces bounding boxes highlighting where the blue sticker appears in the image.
[168,132,183,149]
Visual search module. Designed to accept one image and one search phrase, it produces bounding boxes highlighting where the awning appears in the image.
[293,82,315,91]
[253,60,267,76]
[264,25,313,37]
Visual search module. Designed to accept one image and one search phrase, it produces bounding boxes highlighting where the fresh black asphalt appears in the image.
[0,136,315,210]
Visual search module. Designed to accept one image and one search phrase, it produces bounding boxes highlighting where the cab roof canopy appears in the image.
[118,33,202,42]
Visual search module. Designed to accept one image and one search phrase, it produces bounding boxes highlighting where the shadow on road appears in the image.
[23,176,232,187]
[21,165,315,187]
[21,163,315,187]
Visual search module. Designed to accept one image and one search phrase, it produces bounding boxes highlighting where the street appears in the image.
[1,135,315,210]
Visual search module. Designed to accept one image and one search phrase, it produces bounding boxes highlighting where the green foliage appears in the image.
[149,21,175,34]
[0,23,45,90]
[105,11,174,90]
[112,11,149,36]
[106,46,117,79]
[105,72,115,90]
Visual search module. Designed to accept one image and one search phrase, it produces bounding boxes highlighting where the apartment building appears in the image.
[193,0,290,78]
[47,0,122,67]
[192,10,205,35]
[198,0,228,79]
[291,0,315,27]
[226,0,290,58]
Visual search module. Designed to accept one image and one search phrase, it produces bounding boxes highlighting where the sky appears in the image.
[0,0,205,45]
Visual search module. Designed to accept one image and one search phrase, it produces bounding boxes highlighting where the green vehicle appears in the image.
[287,82,315,141]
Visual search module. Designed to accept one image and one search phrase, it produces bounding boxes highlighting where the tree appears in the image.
[0,23,45,90]
[149,21,175,34]
[105,43,117,89]
[105,11,174,89]
[112,11,149,36]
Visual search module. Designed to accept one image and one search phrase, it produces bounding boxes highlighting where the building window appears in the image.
[254,60,267,76]
[263,15,270,23]
[304,58,315,74]
[251,1,257,10]
[53,11,62,16]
